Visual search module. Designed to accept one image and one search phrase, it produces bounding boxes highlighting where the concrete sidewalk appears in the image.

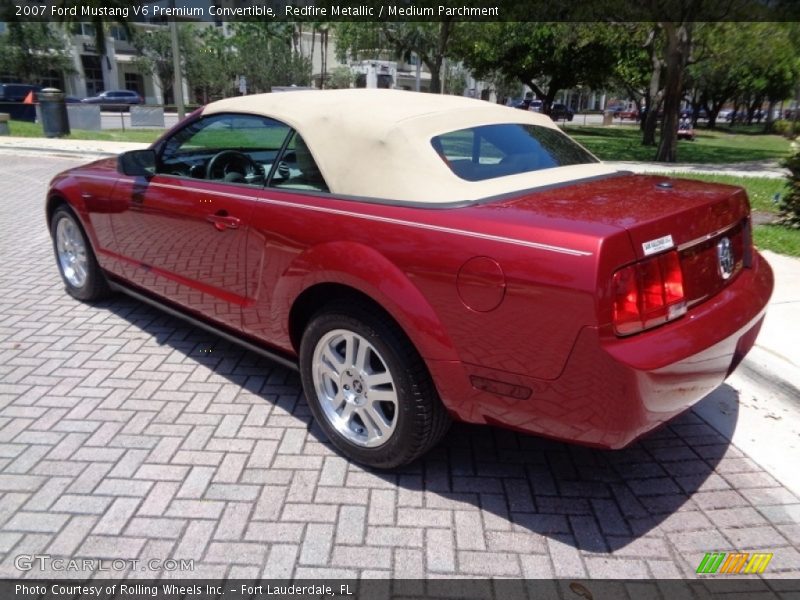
[0,135,148,159]
[609,159,790,179]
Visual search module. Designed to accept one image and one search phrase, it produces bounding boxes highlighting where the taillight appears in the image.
[612,250,687,336]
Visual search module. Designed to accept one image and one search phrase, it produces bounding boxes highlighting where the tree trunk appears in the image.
[655,22,691,163]
[426,20,453,94]
[643,30,662,146]
[764,99,776,133]
[309,28,316,87]
[321,30,328,89]
[428,58,442,94]
[643,104,659,146]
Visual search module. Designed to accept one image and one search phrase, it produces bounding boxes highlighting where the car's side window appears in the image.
[268,132,329,193]
[432,123,597,182]
[158,113,291,187]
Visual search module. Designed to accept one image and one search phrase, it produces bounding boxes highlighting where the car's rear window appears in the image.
[432,123,597,182]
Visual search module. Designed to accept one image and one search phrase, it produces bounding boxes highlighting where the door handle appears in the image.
[206,212,240,231]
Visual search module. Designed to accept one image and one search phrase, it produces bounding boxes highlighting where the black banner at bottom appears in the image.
[3,578,800,600]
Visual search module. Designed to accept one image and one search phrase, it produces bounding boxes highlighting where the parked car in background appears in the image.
[515,98,543,113]
[550,103,574,121]
[680,107,708,120]
[81,90,143,111]
[46,89,773,467]
[718,108,735,121]
[607,103,639,120]
[606,103,626,116]
[0,82,41,122]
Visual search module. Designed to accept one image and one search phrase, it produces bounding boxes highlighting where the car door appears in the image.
[110,112,292,332]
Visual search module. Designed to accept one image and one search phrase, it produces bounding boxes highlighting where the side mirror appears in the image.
[118,149,156,177]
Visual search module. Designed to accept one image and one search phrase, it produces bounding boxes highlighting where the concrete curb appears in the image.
[0,136,149,160]
[0,144,116,159]
[748,250,800,399]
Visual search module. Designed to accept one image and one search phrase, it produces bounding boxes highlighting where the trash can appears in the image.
[38,88,70,137]
[0,113,9,136]
[602,110,614,126]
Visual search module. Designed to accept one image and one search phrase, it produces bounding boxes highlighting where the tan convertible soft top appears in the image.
[203,89,618,203]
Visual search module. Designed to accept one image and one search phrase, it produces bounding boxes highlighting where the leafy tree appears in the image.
[130,24,198,105]
[653,21,693,162]
[0,22,75,84]
[327,66,354,89]
[608,22,661,141]
[480,70,523,105]
[643,0,763,162]
[450,22,617,114]
[688,23,799,131]
[334,22,456,93]
[685,23,740,128]
[47,0,131,59]
[610,24,652,110]
[187,27,238,103]
[229,23,312,92]
[307,22,332,88]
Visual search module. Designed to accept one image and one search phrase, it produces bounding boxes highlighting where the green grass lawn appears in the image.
[7,119,161,143]
[754,225,800,257]
[659,172,799,257]
[565,124,793,164]
[654,172,786,212]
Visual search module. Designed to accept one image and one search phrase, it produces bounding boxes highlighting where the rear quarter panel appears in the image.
[243,189,628,381]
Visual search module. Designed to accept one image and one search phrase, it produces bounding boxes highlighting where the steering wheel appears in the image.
[206,150,262,184]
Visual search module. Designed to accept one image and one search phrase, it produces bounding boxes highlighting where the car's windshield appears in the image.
[432,123,597,182]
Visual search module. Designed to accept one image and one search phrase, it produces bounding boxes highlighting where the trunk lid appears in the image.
[489,173,751,307]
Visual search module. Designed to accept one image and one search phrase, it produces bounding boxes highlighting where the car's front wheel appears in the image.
[51,205,110,301]
[299,303,450,468]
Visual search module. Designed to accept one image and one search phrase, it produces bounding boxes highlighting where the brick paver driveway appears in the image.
[0,154,798,580]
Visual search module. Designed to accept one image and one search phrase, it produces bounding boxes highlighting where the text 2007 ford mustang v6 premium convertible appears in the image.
[47,90,773,467]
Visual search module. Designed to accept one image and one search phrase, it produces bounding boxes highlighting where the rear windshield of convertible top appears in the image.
[431,123,598,182]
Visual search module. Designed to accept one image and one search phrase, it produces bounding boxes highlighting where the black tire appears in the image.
[299,301,450,468]
[50,205,111,301]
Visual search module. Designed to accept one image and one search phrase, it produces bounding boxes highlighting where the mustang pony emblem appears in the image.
[717,236,734,279]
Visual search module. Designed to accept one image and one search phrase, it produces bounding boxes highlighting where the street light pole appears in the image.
[169,4,185,120]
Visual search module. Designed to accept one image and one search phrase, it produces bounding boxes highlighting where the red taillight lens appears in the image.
[661,250,684,303]
[612,250,686,336]
[612,265,641,336]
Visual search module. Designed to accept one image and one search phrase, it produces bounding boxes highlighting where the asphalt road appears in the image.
[0,154,798,581]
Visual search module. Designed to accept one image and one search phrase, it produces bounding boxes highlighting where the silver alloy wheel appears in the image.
[311,329,398,448]
[55,216,88,288]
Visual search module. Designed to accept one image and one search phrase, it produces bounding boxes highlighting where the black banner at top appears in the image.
[2,0,800,22]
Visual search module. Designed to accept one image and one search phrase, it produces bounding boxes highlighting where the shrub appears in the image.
[772,119,798,139]
[778,148,800,227]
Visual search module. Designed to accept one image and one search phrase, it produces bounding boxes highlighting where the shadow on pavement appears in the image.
[99,294,739,555]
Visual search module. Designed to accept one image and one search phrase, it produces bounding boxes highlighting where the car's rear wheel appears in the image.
[299,302,450,468]
[51,205,110,301]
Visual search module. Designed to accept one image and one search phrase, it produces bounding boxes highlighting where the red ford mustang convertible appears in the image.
[47,89,773,467]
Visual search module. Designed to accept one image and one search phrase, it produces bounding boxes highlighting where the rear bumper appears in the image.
[430,251,774,449]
